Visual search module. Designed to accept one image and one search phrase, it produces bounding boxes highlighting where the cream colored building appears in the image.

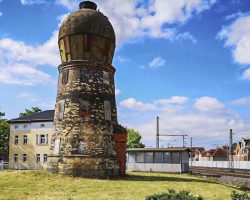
[8,110,54,170]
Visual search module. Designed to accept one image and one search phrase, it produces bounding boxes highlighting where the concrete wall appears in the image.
[127,163,183,173]
[190,161,250,169]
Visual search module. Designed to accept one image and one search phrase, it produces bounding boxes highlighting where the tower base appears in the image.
[47,155,121,178]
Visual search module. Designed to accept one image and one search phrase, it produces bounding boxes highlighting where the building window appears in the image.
[14,136,18,145]
[36,134,48,145]
[23,135,28,145]
[135,152,144,163]
[43,154,48,163]
[23,125,28,129]
[58,100,65,120]
[78,141,86,154]
[14,125,18,129]
[79,100,90,120]
[145,152,153,163]
[23,154,27,162]
[163,152,172,163]
[36,154,41,163]
[154,152,163,163]
[14,154,18,162]
[80,68,90,82]
[62,70,69,84]
[104,101,111,121]
[40,124,45,128]
[103,71,109,84]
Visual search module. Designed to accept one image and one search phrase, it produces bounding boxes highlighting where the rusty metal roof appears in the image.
[59,2,115,43]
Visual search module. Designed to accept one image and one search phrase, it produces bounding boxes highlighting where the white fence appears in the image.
[190,161,250,169]
[0,161,8,170]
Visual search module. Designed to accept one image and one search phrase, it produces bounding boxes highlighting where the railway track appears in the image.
[190,166,250,178]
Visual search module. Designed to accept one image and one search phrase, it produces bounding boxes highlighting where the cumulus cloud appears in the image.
[232,97,250,105]
[57,0,216,46]
[242,68,250,80]
[20,0,49,5]
[118,96,249,147]
[194,96,224,112]
[0,31,60,67]
[218,15,250,65]
[149,56,166,69]
[120,98,157,111]
[115,88,122,96]
[0,12,3,17]
[0,64,53,86]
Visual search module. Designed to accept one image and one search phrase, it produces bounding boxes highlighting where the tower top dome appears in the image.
[58,1,115,43]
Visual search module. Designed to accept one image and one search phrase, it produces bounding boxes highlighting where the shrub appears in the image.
[231,191,250,200]
[145,189,203,200]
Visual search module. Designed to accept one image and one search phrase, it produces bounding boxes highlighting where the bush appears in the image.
[145,189,203,200]
[231,191,250,200]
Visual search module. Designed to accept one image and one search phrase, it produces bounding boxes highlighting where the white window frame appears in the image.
[22,154,27,162]
[23,135,28,145]
[36,134,48,145]
[103,71,109,84]
[104,101,111,121]
[36,154,41,163]
[14,135,18,145]
[43,154,48,163]
[14,154,18,162]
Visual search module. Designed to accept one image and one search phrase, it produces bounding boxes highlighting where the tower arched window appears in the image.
[104,101,111,121]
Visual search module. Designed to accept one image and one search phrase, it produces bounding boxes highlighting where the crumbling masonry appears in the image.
[47,1,127,178]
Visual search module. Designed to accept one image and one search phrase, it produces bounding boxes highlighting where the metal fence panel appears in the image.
[190,161,250,169]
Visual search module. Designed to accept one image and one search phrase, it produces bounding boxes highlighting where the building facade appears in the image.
[127,148,190,173]
[201,148,228,161]
[8,111,54,170]
[234,138,250,161]
[48,1,127,178]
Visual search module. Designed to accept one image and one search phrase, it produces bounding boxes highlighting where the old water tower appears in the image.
[48,1,127,178]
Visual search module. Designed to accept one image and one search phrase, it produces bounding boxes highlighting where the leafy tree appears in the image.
[0,112,5,118]
[20,107,42,117]
[0,113,9,160]
[127,128,145,148]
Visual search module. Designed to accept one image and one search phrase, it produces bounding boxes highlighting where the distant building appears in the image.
[234,138,250,161]
[8,110,54,170]
[127,148,190,173]
[201,148,228,161]
[190,147,205,161]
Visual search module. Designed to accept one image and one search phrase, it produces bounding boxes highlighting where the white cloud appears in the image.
[118,96,250,147]
[0,31,60,67]
[194,96,224,112]
[57,0,216,46]
[0,12,3,17]
[120,98,157,111]
[115,88,122,96]
[120,96,188,111]
[18,92,38,102]
[0,64,52,86]
[218,15,250,65]
[149,56,166,69]
[175,32,197,43]
[20,0,48,5]
[232,97,250,105]
[242,68,250,80]
[114,56,130,63]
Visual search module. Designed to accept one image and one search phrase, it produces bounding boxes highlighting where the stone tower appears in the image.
[48,1,127,178]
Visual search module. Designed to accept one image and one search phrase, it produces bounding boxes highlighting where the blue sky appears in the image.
[0,0,250,148]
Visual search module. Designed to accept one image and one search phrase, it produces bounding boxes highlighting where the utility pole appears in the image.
[156,116,159,148]
[229,129,234,171]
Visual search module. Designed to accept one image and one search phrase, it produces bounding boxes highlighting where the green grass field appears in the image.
[0,171,248,200]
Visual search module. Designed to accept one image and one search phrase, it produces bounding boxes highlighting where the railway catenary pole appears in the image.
[229,129,234,171]
[156,116,159,148]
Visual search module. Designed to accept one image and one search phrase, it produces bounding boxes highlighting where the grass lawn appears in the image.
[0,171,248,200]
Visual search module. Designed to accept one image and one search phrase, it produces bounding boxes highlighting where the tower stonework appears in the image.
[47,1,127,178]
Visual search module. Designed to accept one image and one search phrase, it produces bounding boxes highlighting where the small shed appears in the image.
[127,147,190,173]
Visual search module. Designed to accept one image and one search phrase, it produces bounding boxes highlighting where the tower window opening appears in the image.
[104,101,111,121]
[80,68,90,81]
[58,100,65,120]
[62,70,69,84]
[103,71,109,84]
[79,100,90,120]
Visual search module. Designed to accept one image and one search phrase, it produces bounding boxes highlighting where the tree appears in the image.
[126,128,145,148]
[0,112,5,118]
[19,107,42,117]
[0,113,9,160]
